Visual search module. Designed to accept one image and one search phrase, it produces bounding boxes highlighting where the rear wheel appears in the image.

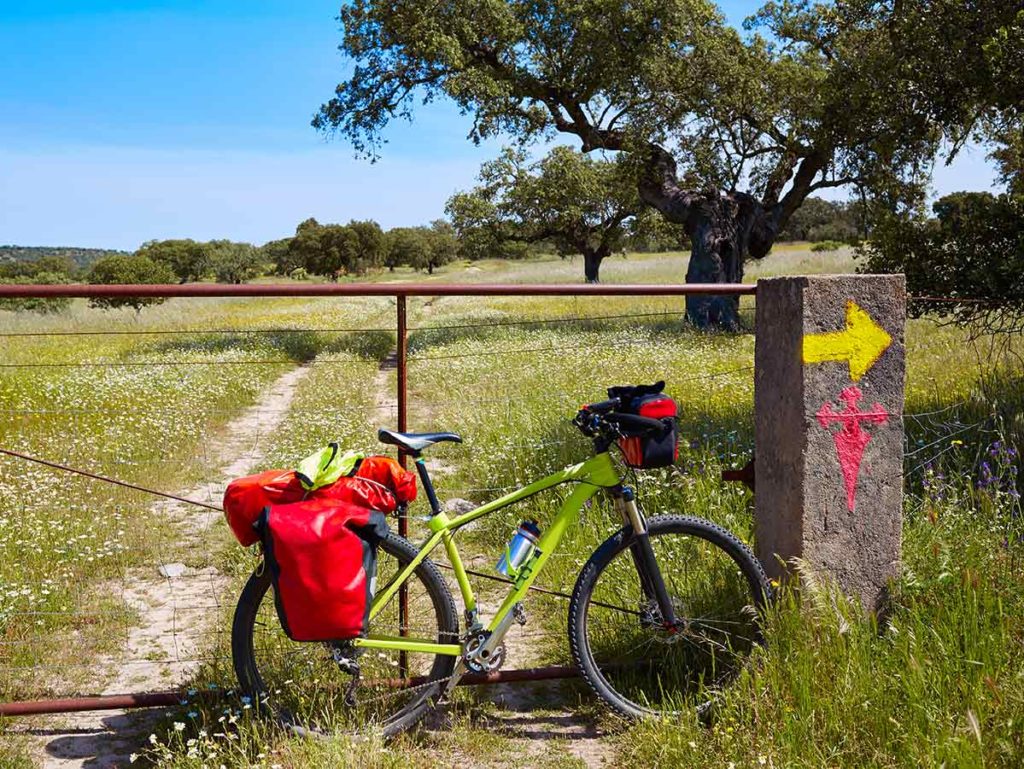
[232,531,459,736]
[568,515,770,719]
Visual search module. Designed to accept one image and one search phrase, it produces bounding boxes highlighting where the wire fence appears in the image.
[0,287,1019,717]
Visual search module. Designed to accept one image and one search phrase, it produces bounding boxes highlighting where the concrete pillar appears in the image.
[754,275,905,613]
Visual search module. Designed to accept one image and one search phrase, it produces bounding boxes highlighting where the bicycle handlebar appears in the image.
[604,412,669,435]
[581,397,620,414]
[574,401,668,439]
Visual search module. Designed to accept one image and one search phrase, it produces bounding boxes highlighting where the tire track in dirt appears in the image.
[25,364,313,769]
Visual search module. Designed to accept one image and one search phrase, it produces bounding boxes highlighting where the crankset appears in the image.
[463,630,507,673]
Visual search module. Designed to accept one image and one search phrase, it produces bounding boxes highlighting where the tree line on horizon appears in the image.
[1,183,864,314]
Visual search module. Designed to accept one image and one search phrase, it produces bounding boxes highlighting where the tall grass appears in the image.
[2,248,1023,767]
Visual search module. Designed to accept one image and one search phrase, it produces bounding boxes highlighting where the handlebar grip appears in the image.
[582,397,621,414]
[605,412,669,435]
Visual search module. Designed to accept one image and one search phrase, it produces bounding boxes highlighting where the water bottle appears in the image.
[496,520,541,577]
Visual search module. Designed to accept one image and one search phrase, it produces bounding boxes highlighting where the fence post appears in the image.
[396,295,409,674]
[754,275,906,613]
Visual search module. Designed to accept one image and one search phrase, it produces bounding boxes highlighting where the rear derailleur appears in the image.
[328,640,361,706]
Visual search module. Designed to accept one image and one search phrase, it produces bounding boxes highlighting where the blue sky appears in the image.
[0,1,1000,250]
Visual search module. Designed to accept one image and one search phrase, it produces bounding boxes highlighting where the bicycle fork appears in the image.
[613,487,679,629]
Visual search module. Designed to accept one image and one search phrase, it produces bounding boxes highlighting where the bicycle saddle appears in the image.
[377,429,462,454]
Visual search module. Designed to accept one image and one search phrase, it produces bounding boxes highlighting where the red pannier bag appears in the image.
[609,383,680,469]
[223,455,418,547]
[223,469,306,546]
[257,498,389,641]
[355,455,418,505]
[313,455,418,511]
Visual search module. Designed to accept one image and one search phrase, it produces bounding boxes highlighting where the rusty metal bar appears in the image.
[395,296,410,677]
[0,282,756,298]
[721,459,756,492]
[0,666,581,717]
[0,691,185,716]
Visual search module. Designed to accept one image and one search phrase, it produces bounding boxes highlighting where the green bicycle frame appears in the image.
[352,451,621,657]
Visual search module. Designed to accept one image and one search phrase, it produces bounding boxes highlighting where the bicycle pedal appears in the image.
[513,602,527,626]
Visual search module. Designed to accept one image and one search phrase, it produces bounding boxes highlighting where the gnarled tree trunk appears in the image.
[582,246,610,283]
[638,145,780,330]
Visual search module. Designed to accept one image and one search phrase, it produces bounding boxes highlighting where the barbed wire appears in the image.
[0,298,1020,706]
[0,308,739,341]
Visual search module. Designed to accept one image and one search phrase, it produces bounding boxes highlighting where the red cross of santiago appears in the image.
[816,386,890,512]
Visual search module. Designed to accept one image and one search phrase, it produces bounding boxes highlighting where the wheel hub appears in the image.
[638,597,690,641]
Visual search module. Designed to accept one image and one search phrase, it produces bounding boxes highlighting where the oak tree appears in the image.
[447,146,667,282]
[136,239,209,284]
[316,0,1022,327]
[87,254,176,314]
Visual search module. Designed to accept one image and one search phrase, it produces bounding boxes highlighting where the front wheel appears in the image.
[568,515,770,719]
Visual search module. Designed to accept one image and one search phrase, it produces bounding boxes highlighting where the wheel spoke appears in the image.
[572,516,767,717]
[232,533,457,736]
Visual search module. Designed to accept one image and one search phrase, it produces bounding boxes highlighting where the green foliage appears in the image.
[385,219,456,274]
[137,239,209,284]
[260,237,295,275]
[810,240,844,253]
[385,221,458,274]
[86,253,176,313]
[861,192,1024,331]
[0,254,80,280]
[0,253,80,313]
[448,146,671,281]
[626,213,688,253]
[0,245,125,270]
[0,273,72,314]
[206,240,262,284]
[287,218,386,279]
[384,226,427,271]
[317,0,1024,311]
[347,220,387,274]
[778,197,864,244]
[317,0,1019,217]
[422,219,458,274]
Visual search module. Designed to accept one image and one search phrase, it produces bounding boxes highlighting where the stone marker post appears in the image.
[754,275,906,613]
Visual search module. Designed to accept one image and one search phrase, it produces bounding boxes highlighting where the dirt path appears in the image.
[374,304,613,766]
[455,558,616,768]
[26,365,312,769]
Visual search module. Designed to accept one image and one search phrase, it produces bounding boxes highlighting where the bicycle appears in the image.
[232,392,770,736]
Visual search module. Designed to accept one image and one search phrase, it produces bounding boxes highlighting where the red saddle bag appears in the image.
[313,456,418,510]
[257,498,389,642]
[223,469,306,546]
[351,455,418,504]
[224,455,418,547]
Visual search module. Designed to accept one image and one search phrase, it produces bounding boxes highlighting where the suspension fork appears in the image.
[613,486,678,627]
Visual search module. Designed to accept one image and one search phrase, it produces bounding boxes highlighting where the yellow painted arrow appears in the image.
[802,300,892,382]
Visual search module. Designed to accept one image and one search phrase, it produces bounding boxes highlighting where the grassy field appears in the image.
[1,245,1023,767]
